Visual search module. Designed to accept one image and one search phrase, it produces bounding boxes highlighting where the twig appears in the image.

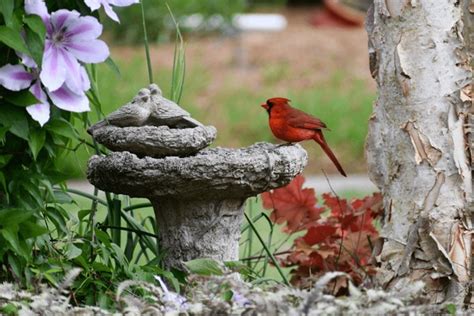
[240,250,292,261]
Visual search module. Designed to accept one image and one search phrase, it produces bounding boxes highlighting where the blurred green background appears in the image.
[63,0,375,178]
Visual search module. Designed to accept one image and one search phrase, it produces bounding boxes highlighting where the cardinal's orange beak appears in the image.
[261,103,269,110]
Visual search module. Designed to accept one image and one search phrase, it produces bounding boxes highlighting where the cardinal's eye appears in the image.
[267,101,273,107]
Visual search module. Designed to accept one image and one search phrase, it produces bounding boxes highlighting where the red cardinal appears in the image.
[261,97,347,177]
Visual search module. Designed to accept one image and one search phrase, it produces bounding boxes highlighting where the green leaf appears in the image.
[52,190,73,204]
[28,128,45,160]
[169,10,186,104]
[184,258,224,276]
[0,25,28,53]
[21,181,43,207]
[0,0,14,27]
[39,179,55,202]
[92,261,111,272]
[19,222,48,239]
[224,261,253,277]
[222,289,233,302]
[110,243,127,267]
[0,154,12,168]
[0,104,29,140]
[2,225,28,258]
[95,228,112,247]
[120,210,158,255]
[74,254,89,270]
[45,118,77,138]
[65,243,82,260]
[0,208,33,227]
[45,206,68,234]
[4,90,40,107]
[0,126,10,142]
[42,271,59,286]
[24,26,44,67]
[7,254,22,279]
[105,57,121,76]
[446,303,456,315]
[0,303,19,315]
[158,270,181,292]
[23,15,46,39]
[78,209,92,221]
[0,171,6,194]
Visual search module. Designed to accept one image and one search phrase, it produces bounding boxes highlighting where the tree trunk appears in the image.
[366,0,472,304]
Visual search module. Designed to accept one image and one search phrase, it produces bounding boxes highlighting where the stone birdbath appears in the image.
[87,84,307,269]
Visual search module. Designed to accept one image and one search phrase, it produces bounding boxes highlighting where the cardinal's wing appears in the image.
[286,109,327,130]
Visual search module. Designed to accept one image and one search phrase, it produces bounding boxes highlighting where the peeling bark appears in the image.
[366,0,472,304]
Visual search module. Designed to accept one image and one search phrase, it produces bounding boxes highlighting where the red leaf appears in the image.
[343,192,383,234]
[261,175,325,233]
[322,193,349,217]
[262,176,383,292]
[351,193,383,216]
[303,224,337,245]
[340,230,374,267]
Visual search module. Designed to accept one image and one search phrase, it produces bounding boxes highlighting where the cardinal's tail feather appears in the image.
[313,132,347,177]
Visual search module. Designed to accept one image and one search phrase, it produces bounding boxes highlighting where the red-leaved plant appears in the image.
[261,175,383,293]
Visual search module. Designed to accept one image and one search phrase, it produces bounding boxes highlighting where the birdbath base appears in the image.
[152,198,245,269]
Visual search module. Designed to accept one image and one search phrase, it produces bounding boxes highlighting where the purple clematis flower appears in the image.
[84,0,139,22]
[0,0,110,125]
[0,61,89,126]
[25,0,109,93]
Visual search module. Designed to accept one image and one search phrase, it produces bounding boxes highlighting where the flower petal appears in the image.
[50,9,80,31]
[102,2,119,22]
[48,85,90,112]
[0,64,33,91]
[66,39,109,63]
[24,0,50,24]
[17,52,37,68]
[66,15,103,41]
[64,64,90,94]
[84,0,101,11]
[61,51,83,94]
[26,103,51,126]
[30,80,47,102]
[40,43,67,91]
[26,81,50,126]
[79,66,91,91]
[110,0,139,7]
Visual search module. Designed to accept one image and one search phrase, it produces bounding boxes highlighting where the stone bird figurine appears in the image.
[87,84,201,135]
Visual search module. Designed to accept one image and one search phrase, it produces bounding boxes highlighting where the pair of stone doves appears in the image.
[88,84,202,134]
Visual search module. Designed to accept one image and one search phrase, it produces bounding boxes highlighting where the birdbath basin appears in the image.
[87,84,307,269]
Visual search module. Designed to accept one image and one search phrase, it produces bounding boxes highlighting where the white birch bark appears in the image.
[365,0,473,304]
